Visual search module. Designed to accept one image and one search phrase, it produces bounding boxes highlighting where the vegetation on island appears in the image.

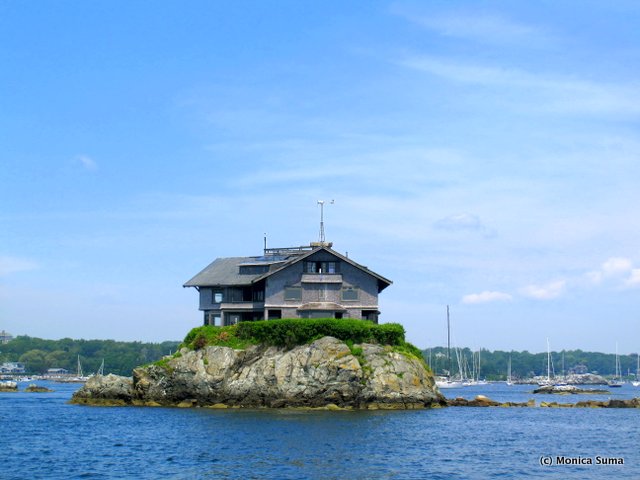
[0,336,179,375]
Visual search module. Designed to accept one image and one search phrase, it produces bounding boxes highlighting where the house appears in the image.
[0,330,13,344]
[184,242,392,326]
[0,362,25,374]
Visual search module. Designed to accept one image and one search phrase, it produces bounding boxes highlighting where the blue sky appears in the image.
[2,1,639,353]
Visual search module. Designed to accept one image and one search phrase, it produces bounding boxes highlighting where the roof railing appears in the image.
[263,245,315,256]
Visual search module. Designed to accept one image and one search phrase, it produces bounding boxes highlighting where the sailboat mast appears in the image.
[447,305,451,378]
[546,338,551,383]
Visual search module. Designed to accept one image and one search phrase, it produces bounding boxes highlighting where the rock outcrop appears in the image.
[446,395,534,408]
[25,384,53,393]
[533,385,610,395]
[71,336,445,409]
[0,381,18,392]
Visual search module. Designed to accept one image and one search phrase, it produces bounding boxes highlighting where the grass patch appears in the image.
[181,325,258,351]
[392,342,432,372]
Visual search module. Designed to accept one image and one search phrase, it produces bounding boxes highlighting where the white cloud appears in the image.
[587,257,634,285]
[601,257,633,276]
[462,291,512,304]
[77,154,98,171]
[0,256,39,276]
[626,269,640,287]
[520,280,566,300]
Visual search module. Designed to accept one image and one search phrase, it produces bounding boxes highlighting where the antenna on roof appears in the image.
[263,233,267,254]
[317,199,334,244]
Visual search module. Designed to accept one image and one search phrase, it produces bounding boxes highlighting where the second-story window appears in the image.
[213,289,223,303]
[284,287,302,301]
[341,287,359,301]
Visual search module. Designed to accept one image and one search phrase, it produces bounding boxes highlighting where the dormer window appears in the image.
[304,261,339,274]
[239,265,269,275]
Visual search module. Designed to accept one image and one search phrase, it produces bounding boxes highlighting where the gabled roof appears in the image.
[253,246,392,291]
[183,246,392,291]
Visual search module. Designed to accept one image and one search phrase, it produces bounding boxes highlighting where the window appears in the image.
[228,288,243,302]
[204,312,222,326]
[213,290,223,303]
[284,287,302,301]
[253,289,265,302]
[239,265,269,275]
[342,287,359,301]
[362,310,378,323]
[305,261,339,274]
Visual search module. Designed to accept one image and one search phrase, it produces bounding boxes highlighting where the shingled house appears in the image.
[184,242,392,326]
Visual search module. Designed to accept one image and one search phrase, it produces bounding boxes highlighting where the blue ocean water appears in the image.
[1,381,639,479]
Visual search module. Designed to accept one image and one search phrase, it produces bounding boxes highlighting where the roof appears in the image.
[183,246,392,290]
[183,257,285,287]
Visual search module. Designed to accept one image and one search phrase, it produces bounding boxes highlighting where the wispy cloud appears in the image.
[433,213,496,238]
[399,55,640,117]
[399,11,547,46]
[76,154,98,171]
[462,291,512,304]
[0,256,39,276]
[520,280,566,300]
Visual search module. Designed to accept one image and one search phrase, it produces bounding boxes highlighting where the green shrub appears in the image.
[181,319,406,351]
[235,318,405,347]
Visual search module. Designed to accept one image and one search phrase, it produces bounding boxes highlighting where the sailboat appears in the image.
[435,305,463,389]
[506,354,513,386]
[96,359,105,376]
[632,353,639,387]
[609,344,623,387]
[537,338,554,386]
[66,355,91,383]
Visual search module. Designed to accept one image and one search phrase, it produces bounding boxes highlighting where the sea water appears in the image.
[1,382,638,479]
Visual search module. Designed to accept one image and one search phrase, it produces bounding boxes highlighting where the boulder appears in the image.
[71,374,133,406]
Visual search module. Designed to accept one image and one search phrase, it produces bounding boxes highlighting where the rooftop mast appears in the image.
[315,199,334,247]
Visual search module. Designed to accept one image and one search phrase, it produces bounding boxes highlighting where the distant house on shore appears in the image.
[184,242,392,326]
[0,330,13,344]
[0,362,25,374]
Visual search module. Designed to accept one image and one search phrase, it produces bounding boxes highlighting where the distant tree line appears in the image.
[0,336,180,375]
[422,346,640,380]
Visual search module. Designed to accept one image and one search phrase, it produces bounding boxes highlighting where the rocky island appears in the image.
[71,319,445,410]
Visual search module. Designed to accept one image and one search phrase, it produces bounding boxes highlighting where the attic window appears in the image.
[305,261,338,274]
